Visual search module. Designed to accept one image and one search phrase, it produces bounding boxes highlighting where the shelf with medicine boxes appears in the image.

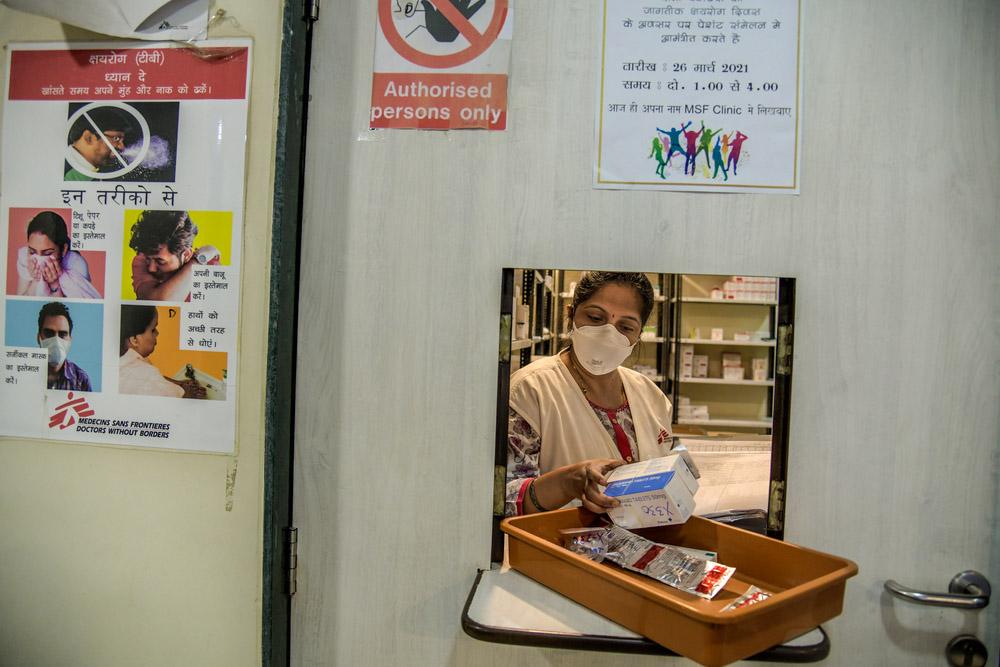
[502,270,795,440]
[666,274,794,437]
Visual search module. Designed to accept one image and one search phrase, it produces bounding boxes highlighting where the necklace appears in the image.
[565,350,626,406]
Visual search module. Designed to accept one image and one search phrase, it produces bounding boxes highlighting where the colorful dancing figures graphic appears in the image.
[682,122,702,175]
[727,131,748,176]
[711,138,728,181]
[658,122,690,167]
[649,136,668,179]
[696,123,722,172]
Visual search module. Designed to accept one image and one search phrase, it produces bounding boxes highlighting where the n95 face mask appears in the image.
[570,323,636,375]
[40,335,70,368]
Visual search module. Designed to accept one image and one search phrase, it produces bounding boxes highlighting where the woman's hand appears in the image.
[569,458,625,514]
[39,256,62,292]
[525,458,625,515]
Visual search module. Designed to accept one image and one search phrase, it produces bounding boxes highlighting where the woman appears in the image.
[119,305,205,399]
[506,272,674,516]
[16,211,100,299]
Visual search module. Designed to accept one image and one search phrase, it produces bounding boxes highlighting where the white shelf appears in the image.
[677,417,773,429]
[511,338,532,351]
[673,297,777,306]
[678,338,776,347]
[677,377,774,387]
[640,336,666,343]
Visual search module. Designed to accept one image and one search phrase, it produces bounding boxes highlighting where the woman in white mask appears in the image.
[506,272,674,516]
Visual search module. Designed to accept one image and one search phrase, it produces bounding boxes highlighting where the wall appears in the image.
[293,1,999,665]
[0,4,283,665]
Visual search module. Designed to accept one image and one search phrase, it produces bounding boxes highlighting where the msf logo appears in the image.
[48,392,95,430]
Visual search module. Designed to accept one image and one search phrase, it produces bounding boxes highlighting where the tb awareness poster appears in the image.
[370,0,512,130]
[0,41,251,454]
[595,0,802,193]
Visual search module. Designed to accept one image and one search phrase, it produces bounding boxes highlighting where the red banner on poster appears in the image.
[7,48,249,101]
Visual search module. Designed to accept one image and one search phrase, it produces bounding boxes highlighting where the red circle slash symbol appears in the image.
[378,0,509,69]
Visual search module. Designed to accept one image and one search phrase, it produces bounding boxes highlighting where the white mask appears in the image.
[569,323,636,375]
[40,335,70,368]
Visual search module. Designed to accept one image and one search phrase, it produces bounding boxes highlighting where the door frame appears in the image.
[263,0,315,664]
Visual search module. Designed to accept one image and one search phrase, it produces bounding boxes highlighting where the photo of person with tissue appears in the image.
[119,304,205,399]
[126,210,220,302]
[506,272,677,516]
[14,210,101,299]
[36,301,92,392]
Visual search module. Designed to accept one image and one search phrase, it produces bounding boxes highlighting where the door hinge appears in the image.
[767,481,785,532]
[498,314,512,364]
[493,465,506,516]
[284,527,298,596]
[776,324,793,376]
[305,0,320,21]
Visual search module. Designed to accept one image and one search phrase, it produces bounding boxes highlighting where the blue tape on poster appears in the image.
[605,471,674,497]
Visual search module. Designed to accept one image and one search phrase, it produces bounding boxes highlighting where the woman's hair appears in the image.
[119,305,157,356]
[569,271,655,325]
[26,211,70,255]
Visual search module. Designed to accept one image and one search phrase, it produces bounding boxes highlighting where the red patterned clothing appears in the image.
[505,401,639,516]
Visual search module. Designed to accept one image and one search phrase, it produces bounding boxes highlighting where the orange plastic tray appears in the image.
[502,508,857,667]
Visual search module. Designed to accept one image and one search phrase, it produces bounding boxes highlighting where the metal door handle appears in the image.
[884,571,990,609]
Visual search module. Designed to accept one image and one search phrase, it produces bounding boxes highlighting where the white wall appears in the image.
[0,5,284,665]
[294,1,999,665]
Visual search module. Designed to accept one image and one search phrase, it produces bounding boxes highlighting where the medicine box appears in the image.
[723,366,745,381]
[711,328,724,341]
[603,454,699,529]
[722,353,742,368]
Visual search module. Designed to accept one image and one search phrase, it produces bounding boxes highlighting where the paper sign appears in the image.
[370,0,513,130]
[1,41,251,454]
[594,0,802,193]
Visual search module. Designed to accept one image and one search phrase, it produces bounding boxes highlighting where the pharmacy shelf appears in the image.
[560,293,666,302]
[677,417,773,429]
[672,297,777,306]
[678,377,775,387]
[511,338,533,351]
[679,338,776,347]
[640,336,666,344]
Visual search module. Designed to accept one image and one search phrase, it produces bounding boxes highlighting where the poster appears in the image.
[594,0,802,193]
[0,41,251,454]
[370,0,513,130]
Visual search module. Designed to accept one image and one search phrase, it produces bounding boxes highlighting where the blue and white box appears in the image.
[603,454,700,529]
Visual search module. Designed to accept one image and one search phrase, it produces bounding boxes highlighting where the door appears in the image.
[290,1,998,664]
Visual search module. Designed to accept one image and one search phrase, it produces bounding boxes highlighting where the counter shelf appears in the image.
[462,566,829,661]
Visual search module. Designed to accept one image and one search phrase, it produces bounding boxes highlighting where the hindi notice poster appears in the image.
[0,40,251,454]
[370,0,513,130]
[594,0,802,193]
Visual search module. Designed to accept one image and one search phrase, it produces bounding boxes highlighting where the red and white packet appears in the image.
[603,525,735,599]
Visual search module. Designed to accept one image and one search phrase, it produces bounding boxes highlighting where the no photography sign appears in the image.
[370,0,512,130]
